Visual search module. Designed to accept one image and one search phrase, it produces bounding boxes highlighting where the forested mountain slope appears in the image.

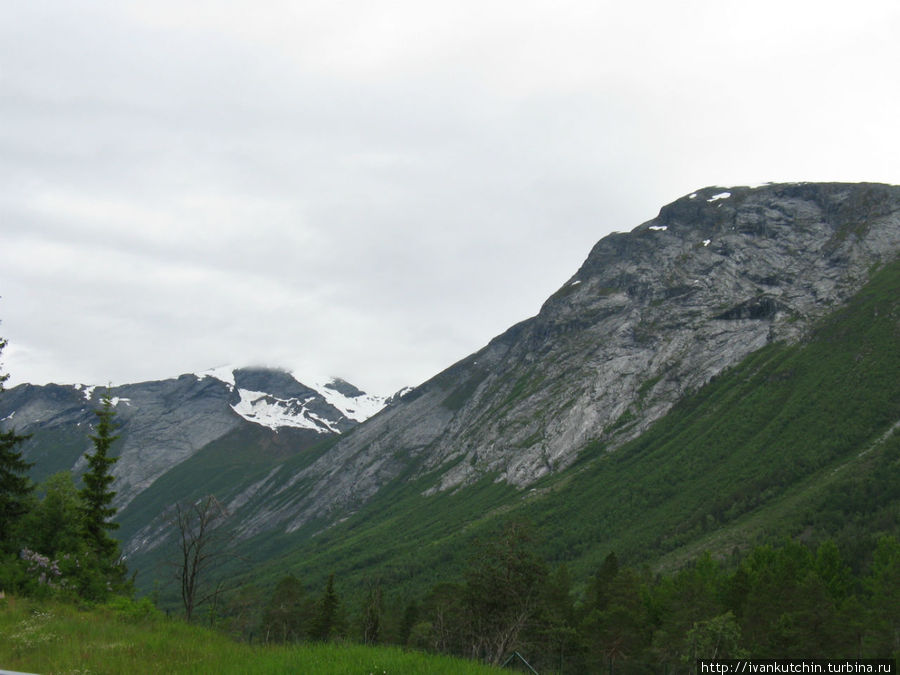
[228,255,898,597]
[6,183,899,599]
[112,183,900,595]
[216,183,899,540]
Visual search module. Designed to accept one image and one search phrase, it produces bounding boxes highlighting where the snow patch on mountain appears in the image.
[309,377,388,423]
[231,389,340,433]
[198,366,390,430]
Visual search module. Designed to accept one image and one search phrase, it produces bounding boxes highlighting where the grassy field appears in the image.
[0,596,499,675]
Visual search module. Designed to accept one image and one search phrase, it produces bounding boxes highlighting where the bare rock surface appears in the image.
[238,183,900,534]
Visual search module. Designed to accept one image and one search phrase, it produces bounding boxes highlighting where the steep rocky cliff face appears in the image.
[233,182,900,535]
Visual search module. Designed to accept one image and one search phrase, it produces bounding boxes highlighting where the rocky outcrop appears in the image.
[7,183,900,562]
[233,183,900,534]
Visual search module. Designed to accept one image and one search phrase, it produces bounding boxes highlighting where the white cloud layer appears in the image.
[2,0,899,394]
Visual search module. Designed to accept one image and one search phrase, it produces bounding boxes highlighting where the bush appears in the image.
[103,595,163,623]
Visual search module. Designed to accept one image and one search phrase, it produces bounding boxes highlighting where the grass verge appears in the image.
[0,596,499,675]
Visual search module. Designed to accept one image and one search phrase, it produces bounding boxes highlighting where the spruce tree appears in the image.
[261,574,310,643]
[0,335,33,552]
[0,430,33,551]
[79,392,121,563]
[312,573,341,641]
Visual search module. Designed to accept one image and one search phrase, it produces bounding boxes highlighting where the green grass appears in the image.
[0,596,499,675]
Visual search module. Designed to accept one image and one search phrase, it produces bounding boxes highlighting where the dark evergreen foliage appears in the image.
[0,428,33,551]
[0,336,129,601]
[260,574,311,643]
[310,573,342,641]
[23,471,84,557]
[79,392,121,562]
[0,336,33,552]
[350,522,900,671]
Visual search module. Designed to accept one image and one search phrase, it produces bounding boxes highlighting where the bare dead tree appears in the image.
[169,494,232,621]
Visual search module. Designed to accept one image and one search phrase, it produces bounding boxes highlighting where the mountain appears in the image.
[5,182,899,597]
[162,183,898,533]
[230,181,897,595]
[0,367,390,510]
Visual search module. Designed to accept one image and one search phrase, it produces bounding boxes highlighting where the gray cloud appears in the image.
[2,0,899,394]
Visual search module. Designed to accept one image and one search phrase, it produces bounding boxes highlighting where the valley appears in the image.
[3,182,899,670]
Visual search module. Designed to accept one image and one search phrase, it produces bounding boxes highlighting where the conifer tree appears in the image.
[0,335,33,552]
[311,573,341,641]
[79,392,121,563]
[0,430,33,551]
[261,574,310,643]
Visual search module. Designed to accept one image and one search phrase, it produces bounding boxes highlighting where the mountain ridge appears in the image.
[227,182,898,535]
[0,367,390,510]
[5,181,899,594]
[238,252,899,599]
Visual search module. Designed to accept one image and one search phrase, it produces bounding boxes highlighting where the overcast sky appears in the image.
[2,1,898,395]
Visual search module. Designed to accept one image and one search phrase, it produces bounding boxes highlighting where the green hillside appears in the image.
[5,235,899,673]
[226,256,899,599]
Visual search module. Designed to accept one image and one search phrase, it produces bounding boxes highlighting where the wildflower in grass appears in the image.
[10,608,57,651]
[21,548,64,588]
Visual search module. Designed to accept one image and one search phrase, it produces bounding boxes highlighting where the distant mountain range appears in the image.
[4,182,899,598]
[0,367,396,511]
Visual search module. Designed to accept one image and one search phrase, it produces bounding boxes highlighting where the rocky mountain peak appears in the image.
[231,367,318,401]
[231,183,899,537]
[2,367,387,511]
[323,377,367,399]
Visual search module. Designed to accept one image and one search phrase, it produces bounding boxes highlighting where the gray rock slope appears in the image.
[0,368,384,510]
[231,183,900,537]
